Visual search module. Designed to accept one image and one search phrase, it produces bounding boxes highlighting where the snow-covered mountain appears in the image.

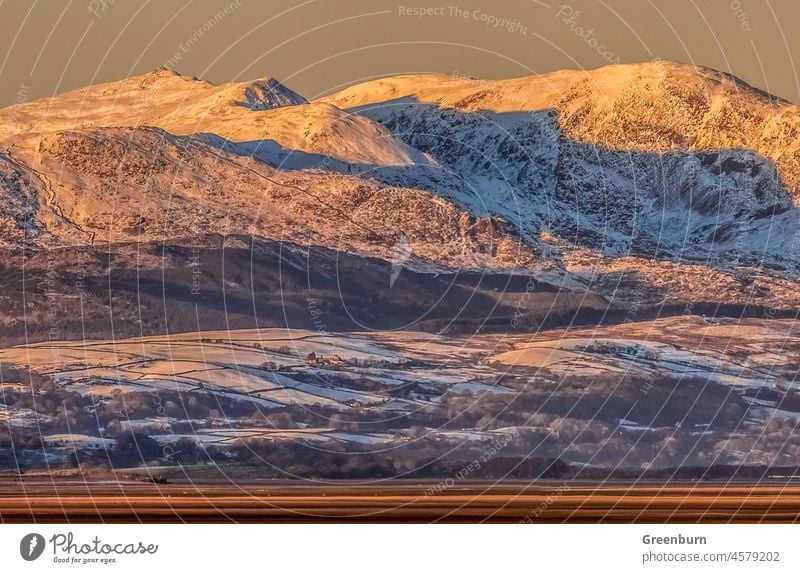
[2,61,800,340]
[322,61,800,308]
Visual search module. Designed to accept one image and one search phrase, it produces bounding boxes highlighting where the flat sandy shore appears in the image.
[1,480,799,523]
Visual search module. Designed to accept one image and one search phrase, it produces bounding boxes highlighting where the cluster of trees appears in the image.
[410,456,569,480]
[435,372,749,431]
[214,441,397,479]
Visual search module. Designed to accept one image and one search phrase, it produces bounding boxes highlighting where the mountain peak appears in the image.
[148,65,180,77]
[131,65,202,90]
[236,77,307,110]
[574,59,788,104]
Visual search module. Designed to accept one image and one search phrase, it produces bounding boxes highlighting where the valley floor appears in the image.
[1,315,799,477]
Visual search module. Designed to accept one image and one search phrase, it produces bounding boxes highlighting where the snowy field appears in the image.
[2,315,799,468]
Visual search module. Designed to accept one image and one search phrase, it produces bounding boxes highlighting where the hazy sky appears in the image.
[2,0,800,106]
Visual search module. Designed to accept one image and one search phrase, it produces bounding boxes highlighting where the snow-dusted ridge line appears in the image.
[1,62,800,309]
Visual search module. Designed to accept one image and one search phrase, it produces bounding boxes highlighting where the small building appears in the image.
[618,345,646,358]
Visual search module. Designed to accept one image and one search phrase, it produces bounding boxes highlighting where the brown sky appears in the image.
[1,0,799,106]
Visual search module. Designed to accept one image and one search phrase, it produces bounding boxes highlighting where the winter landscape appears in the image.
[2,60,800,488]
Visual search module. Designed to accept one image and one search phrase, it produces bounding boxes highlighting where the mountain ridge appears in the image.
[1,61,800,341]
